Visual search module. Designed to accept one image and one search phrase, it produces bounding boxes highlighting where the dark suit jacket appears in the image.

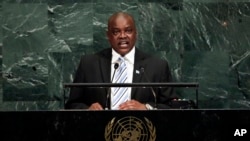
[65,48,177,109]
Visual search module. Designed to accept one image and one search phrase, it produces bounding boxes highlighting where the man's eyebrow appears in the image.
[110,28,120,30]
[125,27,133,29]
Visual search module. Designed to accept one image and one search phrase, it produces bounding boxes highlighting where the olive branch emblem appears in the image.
[145,117,156,141]
[104,116,156,141]
[104,117,115,141]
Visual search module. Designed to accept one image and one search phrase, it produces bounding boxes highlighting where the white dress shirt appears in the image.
[110,47,135,109]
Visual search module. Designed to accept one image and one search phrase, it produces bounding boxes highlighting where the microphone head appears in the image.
[114,62,119,69]
[139,66,145,73]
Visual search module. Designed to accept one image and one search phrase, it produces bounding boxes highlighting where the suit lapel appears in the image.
[99,48,112,84]
[131,48,147,98]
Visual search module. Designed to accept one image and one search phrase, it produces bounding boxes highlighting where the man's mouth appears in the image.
[118,41,129,47]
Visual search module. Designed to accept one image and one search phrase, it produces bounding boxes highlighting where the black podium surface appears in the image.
[0,110,249,141]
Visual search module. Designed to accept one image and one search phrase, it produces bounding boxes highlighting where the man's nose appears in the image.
[119,31,127,38]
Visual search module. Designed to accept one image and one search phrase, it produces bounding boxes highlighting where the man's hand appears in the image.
[88,102,103,110]
[119,100,147,110]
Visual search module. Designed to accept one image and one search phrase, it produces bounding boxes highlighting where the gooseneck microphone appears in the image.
[105,62,119,110]
[140,67,157,109]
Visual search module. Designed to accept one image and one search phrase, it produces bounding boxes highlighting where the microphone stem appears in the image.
[141,68,157,109]
[149,87,157,109]
[105,63,119,110]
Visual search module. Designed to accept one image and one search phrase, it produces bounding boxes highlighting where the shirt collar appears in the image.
[112,47,135,65]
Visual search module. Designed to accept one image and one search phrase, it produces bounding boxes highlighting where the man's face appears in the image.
[107,15,137,56]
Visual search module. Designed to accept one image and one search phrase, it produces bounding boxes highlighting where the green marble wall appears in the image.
[0,0,250,110]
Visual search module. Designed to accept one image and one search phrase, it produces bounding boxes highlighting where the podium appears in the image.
[1,110,250,141]
[63,82,199,109]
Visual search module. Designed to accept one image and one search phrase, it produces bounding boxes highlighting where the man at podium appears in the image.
[65,12,177,110]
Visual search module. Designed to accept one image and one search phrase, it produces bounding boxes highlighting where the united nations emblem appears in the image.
[104,116,156,141]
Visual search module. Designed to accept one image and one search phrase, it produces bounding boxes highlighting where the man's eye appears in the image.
[112,30,120,35]
[126,29,132,33]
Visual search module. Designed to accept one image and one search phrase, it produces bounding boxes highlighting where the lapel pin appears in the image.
[136,70,140,74]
